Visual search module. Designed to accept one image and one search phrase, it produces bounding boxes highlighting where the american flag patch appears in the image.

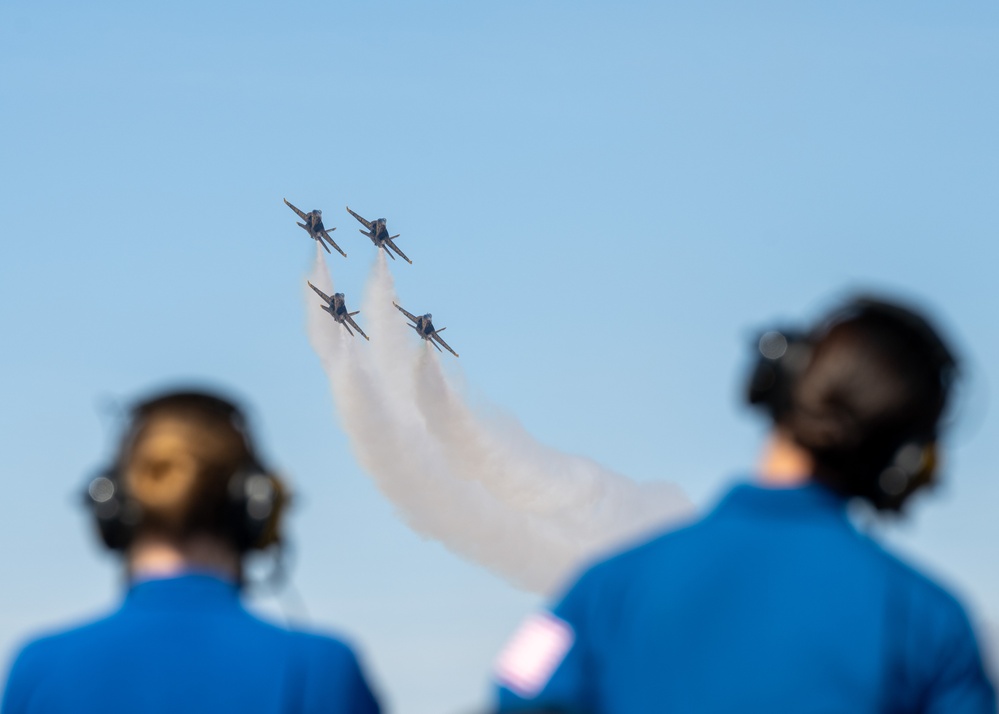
[494,611,575,697]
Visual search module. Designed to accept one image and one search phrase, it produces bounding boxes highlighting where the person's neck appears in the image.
[127,534,240,583]
[757,430,814,488]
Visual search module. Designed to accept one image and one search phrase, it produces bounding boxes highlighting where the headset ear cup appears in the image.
[85,469,139,551]
[745,330,810,420]
[227,468,287,551]
[256,475,287,549]
[875,440,937,510]
[747,361,778,409]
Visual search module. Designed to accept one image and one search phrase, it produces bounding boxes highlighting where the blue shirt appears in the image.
[1,574,381,714]
[496,482,996,714]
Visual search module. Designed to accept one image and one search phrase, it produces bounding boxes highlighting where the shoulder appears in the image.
[861,540,996,707]
[2,609,121,709]
[170,609,381,713]
[858,533,974,623]
[244,613,378,696]
[551,518,704,625]
[569,517,706,594]
[281,625,366,667]
[278,626,381,712]
[237,609,366,668]
[6,607,121,667]
[857,535,992,680]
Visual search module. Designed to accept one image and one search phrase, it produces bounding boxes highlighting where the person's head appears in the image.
[747,295,959,510]
[85,389,287,575]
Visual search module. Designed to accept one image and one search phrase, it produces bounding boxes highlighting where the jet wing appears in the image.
[284,198,309,221]
[432,331,459,358]
[345,206,373,230]
[319,229,347,257]
[346,315,370,340]
[307,281,332,304]
[393,302,420,324]
[385,238,412,264]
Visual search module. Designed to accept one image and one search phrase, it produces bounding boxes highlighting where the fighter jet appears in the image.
[284,198,347,257]
[345,206,412,264]
[308,281,369,340]
[393,302,458,357]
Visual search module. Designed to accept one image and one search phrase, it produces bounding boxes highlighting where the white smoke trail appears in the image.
[412,351,692,552]
[307,247,693,593]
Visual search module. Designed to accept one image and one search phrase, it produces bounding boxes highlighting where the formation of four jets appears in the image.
[287,198,459,358]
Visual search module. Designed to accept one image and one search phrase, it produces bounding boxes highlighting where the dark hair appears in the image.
[780,302,957,507]
[119,391,256,545]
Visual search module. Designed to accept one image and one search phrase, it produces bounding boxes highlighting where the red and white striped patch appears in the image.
[494,612,575,697]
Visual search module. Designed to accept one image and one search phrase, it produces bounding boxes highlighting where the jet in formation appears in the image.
[285,199,347,257]
[308,281,369,340]
[393,302,458,357]
[346,206,412,264]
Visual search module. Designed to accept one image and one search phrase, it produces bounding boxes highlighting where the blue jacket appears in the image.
[496,482,996,713]
[2,574,380,714]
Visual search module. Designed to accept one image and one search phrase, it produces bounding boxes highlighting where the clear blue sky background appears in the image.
[2,2,997,712]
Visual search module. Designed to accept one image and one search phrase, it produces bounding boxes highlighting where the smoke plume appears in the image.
[306,248,692,593]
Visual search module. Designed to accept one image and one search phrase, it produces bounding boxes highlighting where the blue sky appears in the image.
[2,2,997,712]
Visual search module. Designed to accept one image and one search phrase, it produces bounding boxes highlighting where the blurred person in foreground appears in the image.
[493,296,995,713]
[1,389,380,714]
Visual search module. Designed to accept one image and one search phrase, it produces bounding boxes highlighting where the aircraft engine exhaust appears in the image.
[306,246,693,593]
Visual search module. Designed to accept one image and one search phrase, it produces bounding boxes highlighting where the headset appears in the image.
[746,296,958,510]
[84,391,288,553]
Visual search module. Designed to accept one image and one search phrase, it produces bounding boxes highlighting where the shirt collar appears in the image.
[124,573,240,611]
[710,479,849,522]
